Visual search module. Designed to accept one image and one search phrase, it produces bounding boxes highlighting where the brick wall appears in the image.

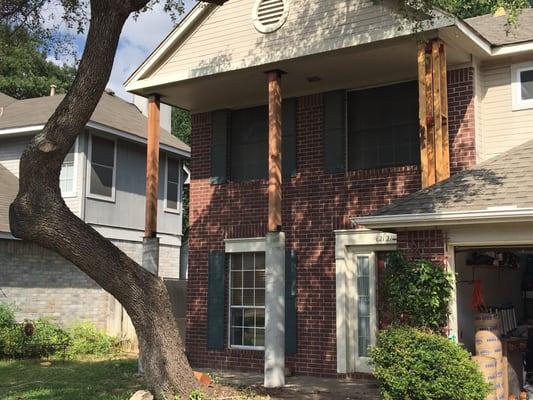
[0,238,182,330]
[187,69,473,376]
[448,67,476,174]
[397,230,447,264]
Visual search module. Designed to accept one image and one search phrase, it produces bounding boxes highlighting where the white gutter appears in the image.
[0,122,190,158]
[354,208,533,229]
[86,121,190,158]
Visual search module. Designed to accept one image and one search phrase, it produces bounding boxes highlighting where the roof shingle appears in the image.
[466,8,533,46]
[369,138,533,217]
[0,92,190,154]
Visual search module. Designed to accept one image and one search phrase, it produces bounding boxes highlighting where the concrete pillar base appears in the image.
[264,231,286,388]
[142,237,160,276]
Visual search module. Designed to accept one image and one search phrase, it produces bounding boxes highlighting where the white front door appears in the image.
[350,251,377,373]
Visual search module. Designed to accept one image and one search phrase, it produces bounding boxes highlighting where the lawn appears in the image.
[0,357,144,400]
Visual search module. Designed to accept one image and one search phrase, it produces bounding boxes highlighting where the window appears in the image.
[230,106,268,182]
[229,252,265,349]
[512,62,533,110]
[165,156,181,212]
[347,81,420,170]
[88,134,116,201]
[60,141,76,197]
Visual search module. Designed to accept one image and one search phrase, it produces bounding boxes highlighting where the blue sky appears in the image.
[52,0,195,101]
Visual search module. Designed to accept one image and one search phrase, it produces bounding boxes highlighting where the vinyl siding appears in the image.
[480,57,533,161]
[0,134,84,217]
[153,0,427,82]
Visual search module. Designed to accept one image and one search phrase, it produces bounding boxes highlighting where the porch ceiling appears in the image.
[136,35,471,113]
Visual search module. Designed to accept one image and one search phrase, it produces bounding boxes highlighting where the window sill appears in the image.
[86,193,116,203]
[229,345,265,351]
[512,100,533,111]
[164,208,180,215]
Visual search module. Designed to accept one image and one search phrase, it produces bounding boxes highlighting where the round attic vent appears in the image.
[252,0,289,34]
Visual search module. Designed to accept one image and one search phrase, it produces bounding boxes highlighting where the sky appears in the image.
[51,0,195,101]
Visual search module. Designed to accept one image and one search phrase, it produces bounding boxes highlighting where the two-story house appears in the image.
[125,0,533,387]
[0,89,190,341]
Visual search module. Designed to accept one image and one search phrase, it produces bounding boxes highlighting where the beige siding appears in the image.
[0,135,83,217]
[480,57,533,161]
[153,0,424,82]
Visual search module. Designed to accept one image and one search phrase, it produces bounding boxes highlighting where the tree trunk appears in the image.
[9,0,198,398]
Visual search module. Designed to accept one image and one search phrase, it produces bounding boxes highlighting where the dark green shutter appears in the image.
[207,251,225,349]
[323,90,346,173]
[282,98,297,178]
[285,250,297,355]
[210,110,229,185]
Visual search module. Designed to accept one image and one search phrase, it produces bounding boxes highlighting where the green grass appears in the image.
[0,357,144,400]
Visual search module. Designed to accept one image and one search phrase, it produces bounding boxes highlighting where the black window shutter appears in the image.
[323,90,346,173]
[210,110,229,185]
[207,251,225,349]
[282,98,297,178]
[285,249,297,355]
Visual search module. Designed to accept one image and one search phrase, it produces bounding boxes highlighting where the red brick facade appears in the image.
[186,68,474,376]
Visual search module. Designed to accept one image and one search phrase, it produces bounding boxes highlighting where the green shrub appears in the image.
[65,321,120,358]
[383,252,453,330]
[371,327,490,400]
[0,318,70,358]
[0,303,16,328]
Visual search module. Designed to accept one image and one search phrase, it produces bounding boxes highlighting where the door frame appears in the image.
[335,229,396,374]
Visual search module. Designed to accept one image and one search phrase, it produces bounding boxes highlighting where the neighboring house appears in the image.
[0,90,190,340]
[125,0,533,380]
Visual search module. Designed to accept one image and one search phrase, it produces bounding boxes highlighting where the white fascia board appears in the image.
[0,125,45,136]
[86,121,190,158]
[354,208,533,229]
[492,41,533,56]
[124,3,215,91]
[454,20,493,56]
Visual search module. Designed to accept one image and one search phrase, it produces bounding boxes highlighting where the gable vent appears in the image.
[252,0,289,34]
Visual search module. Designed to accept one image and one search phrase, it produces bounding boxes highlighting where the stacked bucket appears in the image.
[472,313,507,400]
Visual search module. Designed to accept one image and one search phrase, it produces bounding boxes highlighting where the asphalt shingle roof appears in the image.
[369,138,533,217]
[0,165,19,233]
[466,8,533,46]
[0,92,190,154]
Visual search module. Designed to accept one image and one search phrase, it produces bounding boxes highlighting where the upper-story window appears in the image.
[230,105,268,182]
[165,155,181,213]
[60,140,77,197]
[347,81,420,170]
[512,62,533,111]
[87,134,116,201]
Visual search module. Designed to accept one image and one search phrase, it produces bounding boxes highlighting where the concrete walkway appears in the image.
[201,369,380,399]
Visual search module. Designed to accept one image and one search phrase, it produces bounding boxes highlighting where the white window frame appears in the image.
[511,62,533,111]
[225,237,266,351]
[164,153,181,214]
[86,133,117,202]
[60,138,79,198]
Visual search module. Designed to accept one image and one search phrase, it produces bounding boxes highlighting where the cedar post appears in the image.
[267,70,283,232]
[145,94,161,238]
[418,39,450,188]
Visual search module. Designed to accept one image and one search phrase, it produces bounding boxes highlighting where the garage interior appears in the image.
[456,246,533,396]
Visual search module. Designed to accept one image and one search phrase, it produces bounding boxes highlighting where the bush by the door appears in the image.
[371,327,490,400]
[383,252,453,331]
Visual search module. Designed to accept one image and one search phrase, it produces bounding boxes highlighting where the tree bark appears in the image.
[9,0,198,398]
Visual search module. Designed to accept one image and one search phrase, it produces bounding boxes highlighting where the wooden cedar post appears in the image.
[267,70,283,232]
[418,39,450,188]
[145,94,161,238]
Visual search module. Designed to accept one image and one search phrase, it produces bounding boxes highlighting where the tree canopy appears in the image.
[0,24,76,99]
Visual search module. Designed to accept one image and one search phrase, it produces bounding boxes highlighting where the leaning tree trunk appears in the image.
[9,0,199,398]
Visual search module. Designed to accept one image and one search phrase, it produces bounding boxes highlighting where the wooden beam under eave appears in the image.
[418,39,450,188]
[267,71,282,232]
[145,95,161,238]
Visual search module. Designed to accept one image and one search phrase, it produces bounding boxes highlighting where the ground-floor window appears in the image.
[229,252,265,349]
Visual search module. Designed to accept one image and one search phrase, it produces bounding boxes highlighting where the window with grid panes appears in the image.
[229,252,265,349]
